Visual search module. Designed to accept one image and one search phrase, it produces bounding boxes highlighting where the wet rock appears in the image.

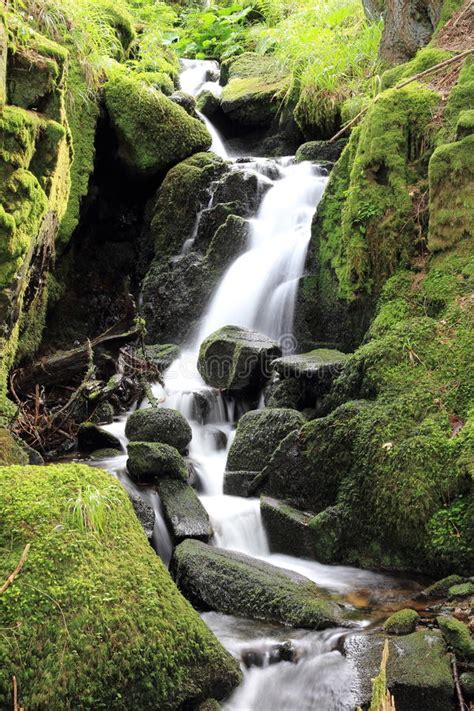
[127,442,188,482]
[206,215,250,271]
[241,640,299,669]
[437,616,474,661]
[383,608,419,635]
[223,408,305,496]
[344,630,453,711]
[128,490,155,541]
[90,448,122,460]
[260,496,344,564]
[264,376,305,410]
[197,700,221,711]
[204,427,228,451]
[125,407,192,453]
[295,139,348,164]
[212,169,264,215]
[170,90,199,119]
[77,423,122,453]
[271,348,349,386]
[194,202,248,254]
[198,325,281,392]
[197,89,220,119]
[170,539,342,629]
[157,478,213,544]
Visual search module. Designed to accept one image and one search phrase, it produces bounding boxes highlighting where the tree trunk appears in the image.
[379,0,443,64]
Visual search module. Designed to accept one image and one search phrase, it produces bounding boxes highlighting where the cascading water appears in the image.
[94,59,422,710]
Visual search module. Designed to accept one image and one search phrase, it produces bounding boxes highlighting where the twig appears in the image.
[451,0,473,28]
[329,49,474,142]
[451,654,468,711]
[0,544,31,595]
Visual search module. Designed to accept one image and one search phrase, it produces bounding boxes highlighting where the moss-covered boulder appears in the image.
[448,582,474,599]
[157,478,213,544]
[383,608,419,635]
[437,616,474,661]
[0,464,242,708]
[271,349,349,383]
[198,326,281,393]
[127,441,188,482]
[220,53,289,128]
[295,139,347,164]
[345,630,453,711]
[223,408,305,496]
[125,407,192,453]
[461,672,474,700]
[416,574,464,600]
[170,539,342,629]
[104,75,212,176]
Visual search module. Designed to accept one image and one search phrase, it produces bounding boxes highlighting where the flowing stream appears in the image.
[95,60,423,709]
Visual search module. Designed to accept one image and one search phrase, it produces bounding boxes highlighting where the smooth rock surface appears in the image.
[170,539,342,629]
[157,478,213,544]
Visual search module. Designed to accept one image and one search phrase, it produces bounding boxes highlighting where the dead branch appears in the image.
[0,544,31,596]
[329,49,474,142]
[451,654,468,711]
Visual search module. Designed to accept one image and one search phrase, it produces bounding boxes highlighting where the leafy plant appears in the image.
[66,484,121,535]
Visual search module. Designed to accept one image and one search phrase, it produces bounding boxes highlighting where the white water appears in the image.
[180,58,228,158]
[93,60,421,710]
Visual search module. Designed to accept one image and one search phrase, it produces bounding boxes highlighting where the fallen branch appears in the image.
[329,48,474,142]
[451,654,468,711]
[0,544,31,595]
[12,675,24,711]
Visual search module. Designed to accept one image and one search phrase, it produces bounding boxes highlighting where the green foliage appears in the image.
[174,2,254,60]
[66,483,121,535]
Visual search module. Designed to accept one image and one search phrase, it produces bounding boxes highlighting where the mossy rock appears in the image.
[220,53,289,128]
[135,343,181,372]
[383,608,420,635]
[127,442,188,482]
[428,135,474,252]
[170,539,342,629]
[104,75,212,176]
[448,582,474,599]
[223,408,305,496]
[125,407,192,453]
[345,630,453,711]
[295,139,347,164]
[271,348,349,383]
[89,448,122,460]
[418,574,464,599]
[198,325,281,393]
[460,672,474,700]
[437,615,474,661]
[0,464,242,708]
[157,478,213,544]
[0,427,28,465]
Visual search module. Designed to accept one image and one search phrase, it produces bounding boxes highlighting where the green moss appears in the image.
[421,574,464,598]
[0,464,241,708]
[104,74,212,175]
[127,441,188,482]
[381,47,452,90]
[0,168,48,289]
[448,582,474,599]
[136,70,175,95]
[0,428,28,464]
[436,0,465,30]
[437,616,474,661]
[428,135,474,252]
[383,608,419,635]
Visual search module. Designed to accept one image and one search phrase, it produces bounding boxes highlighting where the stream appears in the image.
[91,59,424,709]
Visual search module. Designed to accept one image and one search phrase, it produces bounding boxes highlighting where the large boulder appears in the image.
[104,74,212,176]
[157,478,213,544]
[220,53,290,128]
[170,539,342,629]
[223,408,305,496]
[125,407,192,453]
[260,496,344,564]
[198,326,281,392]
[295,139,348,164]
[127,441,188,482]
[344,630,453,711]
[271,348,349,386]
[0,464,241,708]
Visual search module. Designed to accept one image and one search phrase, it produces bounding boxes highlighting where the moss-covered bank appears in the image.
[0,464,241,708]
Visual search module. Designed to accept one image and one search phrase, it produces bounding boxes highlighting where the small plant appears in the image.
[66,484,120,535]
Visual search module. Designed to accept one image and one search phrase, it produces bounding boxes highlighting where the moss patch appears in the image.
[0,464,241,708]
